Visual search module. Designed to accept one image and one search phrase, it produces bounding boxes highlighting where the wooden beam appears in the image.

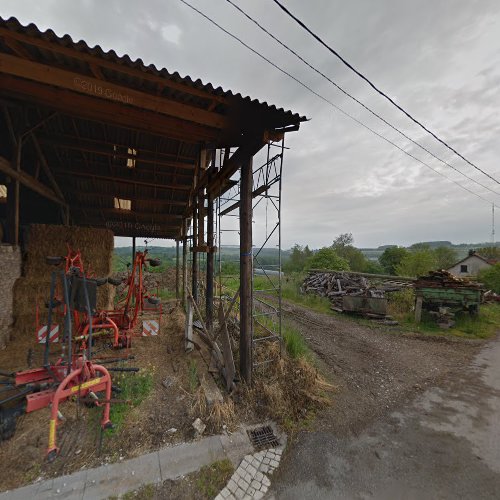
[0,30,228,106]
[71,207,183,222]
[64,188,187,207]
[0,53,227,129]
[37,134,196,171]
[0,156,65,206]
[1,37,32,60]
[53,169,191,191]
[0,74,220,144]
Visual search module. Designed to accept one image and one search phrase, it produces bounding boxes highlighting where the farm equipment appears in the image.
[104,249,163,345]
[0,268,114,461]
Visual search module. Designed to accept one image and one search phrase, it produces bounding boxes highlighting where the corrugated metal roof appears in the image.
[0,16,307,125]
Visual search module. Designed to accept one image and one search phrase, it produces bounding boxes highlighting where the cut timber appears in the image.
[200,374,224,409]
[218,302,236,392]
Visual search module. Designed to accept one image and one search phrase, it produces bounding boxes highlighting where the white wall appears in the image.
[448,255,491,277]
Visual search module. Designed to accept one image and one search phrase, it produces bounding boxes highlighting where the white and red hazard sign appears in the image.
[142,319,159,337]
[37,324,60,343]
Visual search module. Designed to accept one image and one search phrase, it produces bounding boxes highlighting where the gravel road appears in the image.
[270,301,500,499]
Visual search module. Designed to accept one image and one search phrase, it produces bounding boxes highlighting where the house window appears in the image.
[460,264,468,273]
[114,197,131,210]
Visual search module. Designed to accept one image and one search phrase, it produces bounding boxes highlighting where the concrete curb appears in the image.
[0,428,255,500]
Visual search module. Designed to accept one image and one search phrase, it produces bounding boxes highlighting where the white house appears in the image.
[447,251,495,277]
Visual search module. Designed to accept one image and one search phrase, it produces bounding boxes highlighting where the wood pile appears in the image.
[302,271,410,311]
[414,270,482,289]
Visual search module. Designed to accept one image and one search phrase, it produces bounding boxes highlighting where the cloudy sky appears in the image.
[2,0,500,249]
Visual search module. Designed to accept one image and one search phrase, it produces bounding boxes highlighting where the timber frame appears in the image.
[0,16,306,384]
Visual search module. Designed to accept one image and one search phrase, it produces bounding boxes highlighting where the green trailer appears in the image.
[415,286,482,322]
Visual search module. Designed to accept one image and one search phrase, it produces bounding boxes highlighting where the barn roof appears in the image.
[0,16,306,239]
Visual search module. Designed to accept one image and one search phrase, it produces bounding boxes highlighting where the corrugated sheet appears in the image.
[0,16,307,124]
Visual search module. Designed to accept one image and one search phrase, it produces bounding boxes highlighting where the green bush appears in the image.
[306,247,350,271]
[478,263,500,293]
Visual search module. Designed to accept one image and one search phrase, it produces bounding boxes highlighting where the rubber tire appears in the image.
[107,277,122,286]
[147,296,161,305]
[148,258,161,267]
[46,256,63,266]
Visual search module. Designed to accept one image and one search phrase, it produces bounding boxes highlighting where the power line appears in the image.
[225,0,500,198]
[271,0,500,187]
[178,0,499,209]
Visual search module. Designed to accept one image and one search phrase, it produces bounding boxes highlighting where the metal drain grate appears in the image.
[247,425,280,450]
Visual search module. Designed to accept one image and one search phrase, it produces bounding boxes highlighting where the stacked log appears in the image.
[302,270,412,311]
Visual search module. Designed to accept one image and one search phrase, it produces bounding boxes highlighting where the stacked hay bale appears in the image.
[12,224,115,340]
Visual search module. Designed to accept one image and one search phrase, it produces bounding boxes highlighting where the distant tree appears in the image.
[332,233,354,248]
[331,233,367,272]
[434,246,458,269]
[409,242,432,252]
[379,246,409,275]
[476,247,500,260]
[306,247,350,271]
[478,263,500,293]
[284,244,310,273]
[395,249,437,277]
[363,260,385,274]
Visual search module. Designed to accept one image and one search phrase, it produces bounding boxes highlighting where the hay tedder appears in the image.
[35,246,162,349]
[0,247,162,460]
[1,267,113,461]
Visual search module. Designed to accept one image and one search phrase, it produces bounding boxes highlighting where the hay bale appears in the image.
[24,224,114,278]
[11,224,115,340]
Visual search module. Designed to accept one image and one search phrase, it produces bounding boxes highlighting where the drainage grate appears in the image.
[247,425,280,450]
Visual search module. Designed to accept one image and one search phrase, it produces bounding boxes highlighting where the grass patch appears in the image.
[188,359,199,393]
[282,320,310,359]
[157,288,176,300]
[195,459,234,498]
[106,369,154,434]
[395,303,500,339]
[282,275,334,315]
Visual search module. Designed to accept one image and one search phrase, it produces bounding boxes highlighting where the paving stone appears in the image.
[262,475,271,487]
[247,464,257,476]
[251,479,261,490]
[227,479,238,493]
[254,491,264,500]
[263,457,270,465]
[255,451,265,460]
[215,494,224,500]
[260,484,269,494]
[244,472,253,483]
[275,448,283,456]
[260,464,269,474]
[270,459,279,468]
[240,460,249,470]
[238,477,249,490]
[220,487,231,498]
[234,487,245,499]
[255,471,264,482]
[247,486,256,496]
[250,457,260,468]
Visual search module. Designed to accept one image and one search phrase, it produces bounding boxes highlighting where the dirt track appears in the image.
[272,301,500,499]
[281,301,479,435]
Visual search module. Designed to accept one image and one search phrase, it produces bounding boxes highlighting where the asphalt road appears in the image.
[271,310,500,499]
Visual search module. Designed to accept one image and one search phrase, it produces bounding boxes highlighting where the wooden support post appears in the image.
[239,158,253,385]
[182,219,188,309]
[206,192,214,333]
[175,239,180,300]
[9,139,21,245]
[415,296,423,324]
[192,194,198,303]
[185,297,194,352]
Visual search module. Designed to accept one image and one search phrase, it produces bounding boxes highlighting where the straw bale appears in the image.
[24,224,114,278]
[11,224,115,340]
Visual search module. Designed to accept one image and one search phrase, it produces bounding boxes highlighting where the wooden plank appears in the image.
[0,30,229,105]
[0,53,227,129]
[185,298,194,352]
[218,302,236,391]
[0,156,65,206]
[415,296,423,323]
[0,74,220,144]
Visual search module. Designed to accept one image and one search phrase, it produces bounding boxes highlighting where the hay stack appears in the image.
[11,224,115,341]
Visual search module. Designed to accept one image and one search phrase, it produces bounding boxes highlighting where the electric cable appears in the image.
[271,0,500,186]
